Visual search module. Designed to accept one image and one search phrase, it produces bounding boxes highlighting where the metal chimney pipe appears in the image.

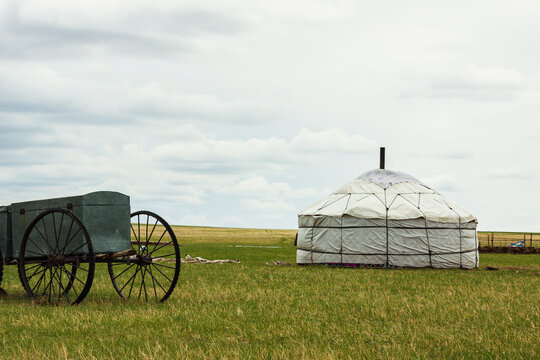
[379,147,385,169]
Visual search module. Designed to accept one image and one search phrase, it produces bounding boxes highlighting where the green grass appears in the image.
[0,226,539,359]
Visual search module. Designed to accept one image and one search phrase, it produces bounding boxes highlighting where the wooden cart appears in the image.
[0,191,180,304]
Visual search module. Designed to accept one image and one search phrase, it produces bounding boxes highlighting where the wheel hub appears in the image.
[46,255,65,266]
[136,254,153,265]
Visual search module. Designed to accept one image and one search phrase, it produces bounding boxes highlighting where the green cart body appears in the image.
[1,191,130,262]
[0,191,180,304]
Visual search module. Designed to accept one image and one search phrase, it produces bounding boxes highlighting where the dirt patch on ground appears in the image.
[480,265,540,272]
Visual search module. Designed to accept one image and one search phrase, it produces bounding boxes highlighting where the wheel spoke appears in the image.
[66,239,88,255]
[137,214,141,248]
[150,240,172,255]
[52,266,71,303]
[52,266,62,303]
[143,268,148,301]
[30,268,47,294]
[127,265,142,298]
[147,265,166,297]
[34,224,54,253]
[119,265,140,294]
[59,266,80,299]
[37,269,51,300]
[52,212,59,253]
[130,224,140,250]
[151,263,173,283]
[155,252,177,258]
[41,217,51,253]
[138,266,146,300]
[59,227,83,254]
[57,264,87,286]
[26,265,47,281]
[113,263,136,280]
[149,230,168,254]
[22,249,48,257]
[27,237,48,256]
[47,268,53,303]
[24,262,43,273]
[152,262,176,270]
[67,261,89,273]
[145,215,149,245]
[56,212,65,253]
[60,218,75,255]
[146,220,159,248]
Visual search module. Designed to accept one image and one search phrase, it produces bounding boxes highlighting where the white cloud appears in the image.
[178,214,210,226]
[219,216,246,228]
[218,176,291,197]
[241,199,296,213]
[285,187,326,199]
[432,150,473,160]
[420,174,461,192]
[487,168,528,180]
[0,63,267,124]
[291,128,377,153]
[151,136,290,166]
[427,64,523,101]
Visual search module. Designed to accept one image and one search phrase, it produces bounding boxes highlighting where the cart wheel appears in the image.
[18,209,95,305]
[108,210,180,302]
[0,249,3,289]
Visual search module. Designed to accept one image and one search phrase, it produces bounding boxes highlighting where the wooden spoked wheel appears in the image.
[18,209,95,305]
[0,249,3,290]
[108,211,180,302]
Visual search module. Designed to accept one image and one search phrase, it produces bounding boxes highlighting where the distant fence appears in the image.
[477,232,540,248]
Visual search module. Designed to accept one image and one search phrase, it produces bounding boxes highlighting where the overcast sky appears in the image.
[1,0,539,231]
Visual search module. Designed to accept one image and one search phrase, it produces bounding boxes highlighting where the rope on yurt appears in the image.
[384,188,389,268]
[310,194,349,264]
[399,193,433,268]
[459,216,462,268]
[302,225,463,230]
[295,247,476,257]
[474,231,479,267]
[384,193,402,267]
[422,217,433,267]
[309,208,317,265]
[386,194,400,209]
[317,193,350,211]
[442,200,463,268]
[340,194,352,264]
[310,224,314,264]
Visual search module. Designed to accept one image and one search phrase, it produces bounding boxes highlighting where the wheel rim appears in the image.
[108,211,180,302]
[0,249,3,289]
[18,209,95,305]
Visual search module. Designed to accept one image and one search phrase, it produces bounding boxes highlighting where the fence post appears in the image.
[531,233,534,248]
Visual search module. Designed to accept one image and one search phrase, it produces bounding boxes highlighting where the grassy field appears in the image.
[0,226,539,359]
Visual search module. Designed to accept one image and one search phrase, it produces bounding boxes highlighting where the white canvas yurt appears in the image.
[297,150,478,269]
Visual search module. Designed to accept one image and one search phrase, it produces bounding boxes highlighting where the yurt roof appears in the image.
[355,169,430,189]
[299,168,477,224]
[334,168,434,195]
